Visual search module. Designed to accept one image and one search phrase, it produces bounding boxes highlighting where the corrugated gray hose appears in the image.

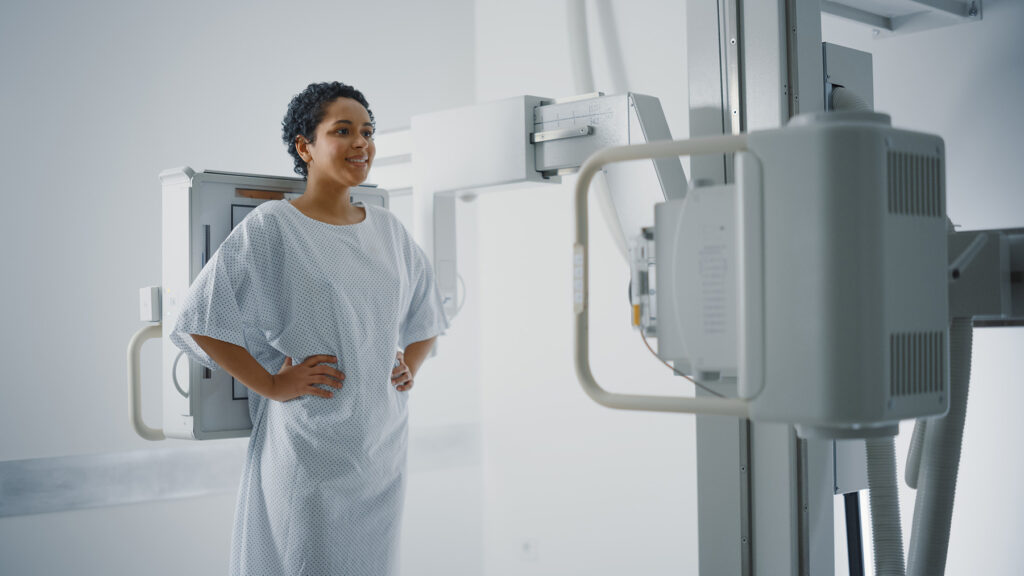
[867,436,906,576]
[906,318,973,575]
[831,86,872,112]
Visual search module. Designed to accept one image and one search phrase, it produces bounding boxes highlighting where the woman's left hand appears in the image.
[391,351,413,392]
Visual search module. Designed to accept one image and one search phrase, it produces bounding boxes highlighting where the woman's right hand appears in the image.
[269,355,345,401]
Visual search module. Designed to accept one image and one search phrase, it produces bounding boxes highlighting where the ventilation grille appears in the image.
[890,331,945,397]
[887,152,943,218]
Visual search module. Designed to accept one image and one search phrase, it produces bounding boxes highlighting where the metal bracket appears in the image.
[531,125,594,144]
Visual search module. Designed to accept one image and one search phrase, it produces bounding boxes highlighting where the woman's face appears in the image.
[301,97,375,188]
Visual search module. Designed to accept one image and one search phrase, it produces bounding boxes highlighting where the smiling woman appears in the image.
[282,82,376,177]
[283,82,378,226]
[168,81,449,576]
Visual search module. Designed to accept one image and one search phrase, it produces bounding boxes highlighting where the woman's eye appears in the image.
[362,131,374,139]
[336,128,349,135]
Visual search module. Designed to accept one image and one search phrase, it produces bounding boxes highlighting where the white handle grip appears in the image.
[127,323,166,441]
[573,134,751,417]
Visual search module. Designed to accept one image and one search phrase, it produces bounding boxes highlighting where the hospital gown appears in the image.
[170,199,448,576]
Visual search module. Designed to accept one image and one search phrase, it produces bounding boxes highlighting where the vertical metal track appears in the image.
[722,0,746,135]
[723,1,753,572]
[797,437,809,575]
[739,420,753,574]
[792,0,819,553]
[784,0,801,117]
[719,0,746,182]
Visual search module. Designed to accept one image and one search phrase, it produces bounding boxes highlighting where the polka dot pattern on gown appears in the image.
[171,199,448,576]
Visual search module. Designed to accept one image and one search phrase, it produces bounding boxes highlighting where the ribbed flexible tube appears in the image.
[831,86,872,113]
[907,318,973,576]
[905,419,927,489]
[867,436,906,576]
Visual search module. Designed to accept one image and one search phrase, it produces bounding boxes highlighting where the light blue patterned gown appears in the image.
[170,199,448,576]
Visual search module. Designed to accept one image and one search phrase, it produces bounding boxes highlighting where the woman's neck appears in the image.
[293,178,365,225]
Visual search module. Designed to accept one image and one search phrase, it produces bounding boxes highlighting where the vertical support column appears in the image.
[434,194,459,317]
[687,0,834,574]
[749,422,800,572]
[783,0,826,117]
[411,185,436,262]
[687,0,730,186]
[411,189,459,321]
[743,1,833,574]
[695,410,749,575]
[688,2,752,574]
[804,438,838,572]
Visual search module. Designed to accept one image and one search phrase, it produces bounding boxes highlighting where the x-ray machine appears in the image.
[407,1,1019,575]
[128,1,1022,574]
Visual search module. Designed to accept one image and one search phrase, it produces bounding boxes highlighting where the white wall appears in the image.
[474,1,698,574]
[822,4,1024,575]
[0,1,479,574]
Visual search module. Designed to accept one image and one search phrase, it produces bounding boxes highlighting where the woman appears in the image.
[170,81,448,576]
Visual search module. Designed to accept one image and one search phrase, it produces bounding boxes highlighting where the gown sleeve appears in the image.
[169,210,277,370]
[399,242,450,349]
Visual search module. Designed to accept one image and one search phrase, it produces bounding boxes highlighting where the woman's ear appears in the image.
[295,134,313,163]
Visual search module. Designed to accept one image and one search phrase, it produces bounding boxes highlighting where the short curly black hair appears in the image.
[282,82,375,178]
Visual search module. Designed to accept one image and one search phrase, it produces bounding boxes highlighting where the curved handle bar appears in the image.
[573,134,751,417]
[127,323,166,440]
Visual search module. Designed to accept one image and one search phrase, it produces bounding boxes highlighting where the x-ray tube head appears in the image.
[650,113,950,439]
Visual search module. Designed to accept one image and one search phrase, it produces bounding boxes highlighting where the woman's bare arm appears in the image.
[191,335,344,401]
[404,337,436,377]
[391,337,437,392]
[191,335,274,395]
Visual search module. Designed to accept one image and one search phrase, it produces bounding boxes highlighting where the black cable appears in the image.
[844,491,865,576]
